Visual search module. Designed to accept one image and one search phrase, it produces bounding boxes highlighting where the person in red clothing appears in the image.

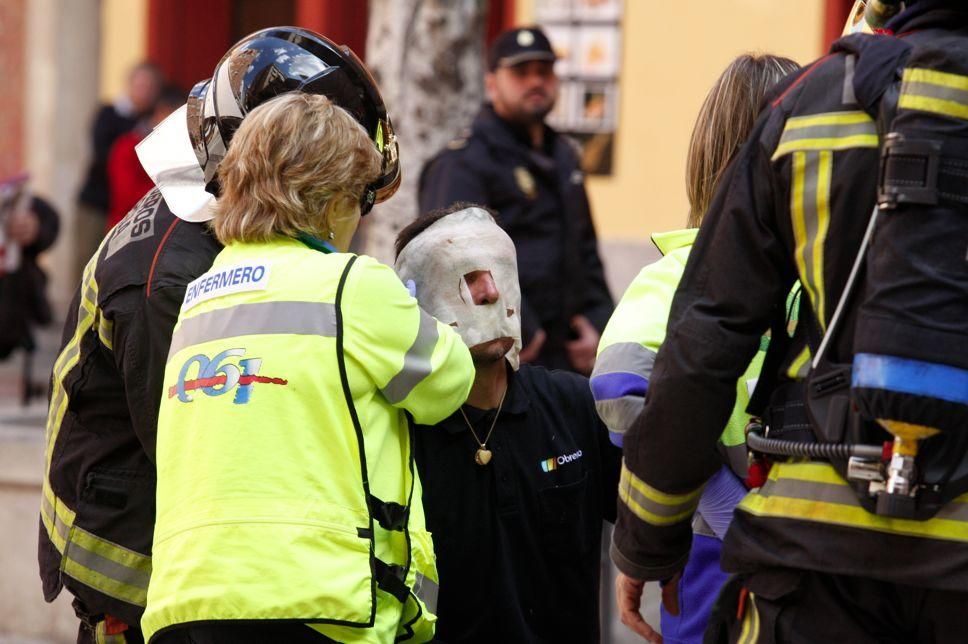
[105,87,184,230]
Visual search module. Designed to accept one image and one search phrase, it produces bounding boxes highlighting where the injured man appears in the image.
[395,203,621,643]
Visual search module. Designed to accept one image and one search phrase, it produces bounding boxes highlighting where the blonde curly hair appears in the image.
[213,92,382,244]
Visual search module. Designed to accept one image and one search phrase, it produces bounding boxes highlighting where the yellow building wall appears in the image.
[517,0,825,240]
[99,0,148,101]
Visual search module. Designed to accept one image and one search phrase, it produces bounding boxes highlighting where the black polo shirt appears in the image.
[414,364,621,643]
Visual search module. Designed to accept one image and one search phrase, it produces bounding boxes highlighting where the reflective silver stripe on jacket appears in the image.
[591,342,655,432]
[594,342,656,379]
[595,395,645,436]
[168,301,338,358]
[413,572,439,613]
[381,309,438,404]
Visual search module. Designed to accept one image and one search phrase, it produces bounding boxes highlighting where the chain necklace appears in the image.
[459,386,507,466]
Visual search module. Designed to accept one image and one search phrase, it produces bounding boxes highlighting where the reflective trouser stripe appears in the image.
[618,461,703,526]
[900,68,968,120]
[739,462,968,542]
[168,300,338,358]
[772,111,878,159]
[41,481,151,606]
[381,308,439,404]
[413,572,439,614]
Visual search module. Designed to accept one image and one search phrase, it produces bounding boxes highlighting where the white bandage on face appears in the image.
[395,207,522,369]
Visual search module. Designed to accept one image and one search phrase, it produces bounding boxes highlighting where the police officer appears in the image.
[611,2,968,642]
[40,28,406,643]
[419,26,613,375]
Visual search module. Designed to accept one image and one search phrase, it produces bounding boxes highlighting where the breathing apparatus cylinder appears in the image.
[850,35,968,517]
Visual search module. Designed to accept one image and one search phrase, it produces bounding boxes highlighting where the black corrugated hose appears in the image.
[746,423,884,460]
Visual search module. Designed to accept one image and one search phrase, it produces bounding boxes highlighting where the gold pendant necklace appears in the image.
[459,386,507,466]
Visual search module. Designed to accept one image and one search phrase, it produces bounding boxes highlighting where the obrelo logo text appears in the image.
[540,449,583,473]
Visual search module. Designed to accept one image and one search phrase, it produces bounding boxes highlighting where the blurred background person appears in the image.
[592,54,799,644]
[396,204,621,643]
[105,85,184,230]
[75,62,163,274]
[419,26,613,376]
[0,185,60,383]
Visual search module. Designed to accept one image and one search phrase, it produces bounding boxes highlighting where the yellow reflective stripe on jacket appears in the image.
[790,149,834,332]
[772,111,878,159]
[41,480,151,606]
[381,308,439,404]
[899,68,968,120]
[618,461,703,526]
[41,479,75,552]
[591,342,654,434]
[98,315,114,351]
[739,461,968,542]
[45,256,100,465]
[737,593,760,644]
[786,345,812,379]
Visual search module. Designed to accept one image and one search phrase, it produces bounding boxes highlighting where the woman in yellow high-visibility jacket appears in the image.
[592,54,800,644]
[143,92,473,644]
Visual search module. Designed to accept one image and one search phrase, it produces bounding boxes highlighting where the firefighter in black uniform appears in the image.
[39,28,401,643]
[419,27,613,375]
[611,2,968,642]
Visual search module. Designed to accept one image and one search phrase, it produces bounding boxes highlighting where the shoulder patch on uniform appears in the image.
[447,138,468,150]
[104,189,164,260]
[182,262,271,312]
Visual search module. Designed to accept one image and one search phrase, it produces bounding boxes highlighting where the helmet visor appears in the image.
[300,45,400,215]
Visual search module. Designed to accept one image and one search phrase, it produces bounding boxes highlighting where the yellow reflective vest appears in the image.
[591,229,765,452]
[141,239,474,643]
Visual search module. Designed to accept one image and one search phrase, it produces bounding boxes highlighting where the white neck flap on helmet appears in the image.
[395,207,523,370]
[135,104,216,222]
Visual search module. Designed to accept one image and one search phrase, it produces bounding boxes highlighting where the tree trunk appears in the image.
[359,0,487,263]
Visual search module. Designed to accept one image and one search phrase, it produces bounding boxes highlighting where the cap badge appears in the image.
[517,30,535,47]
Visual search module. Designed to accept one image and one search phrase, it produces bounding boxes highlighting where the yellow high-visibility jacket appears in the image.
[142,238,474,643]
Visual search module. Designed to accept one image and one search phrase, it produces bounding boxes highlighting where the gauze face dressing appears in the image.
[395,207,523,369]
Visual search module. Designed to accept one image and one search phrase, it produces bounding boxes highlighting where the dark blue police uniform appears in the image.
[419,105,614,371]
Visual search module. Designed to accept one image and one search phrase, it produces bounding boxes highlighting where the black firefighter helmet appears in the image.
[187,26,400,214]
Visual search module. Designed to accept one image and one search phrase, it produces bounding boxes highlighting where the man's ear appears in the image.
[484,72,498,104]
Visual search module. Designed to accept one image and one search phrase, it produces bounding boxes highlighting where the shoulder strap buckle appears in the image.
[878,133,943,208]
[368,494,409,532]
[373,558,410,604]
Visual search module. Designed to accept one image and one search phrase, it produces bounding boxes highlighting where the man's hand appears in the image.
[566,315,599,375]
[519,328,546,364]
[6,209,40,247]
[616,573,661,642]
